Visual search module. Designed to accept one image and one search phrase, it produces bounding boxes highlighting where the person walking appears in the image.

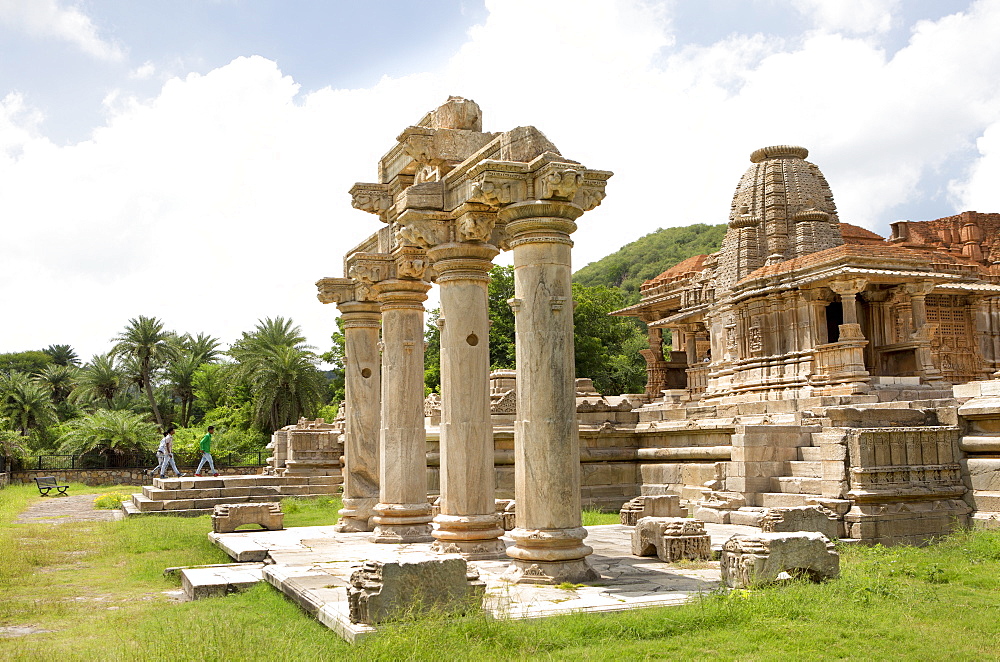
[157,427,184,478]
[195,425,219,477]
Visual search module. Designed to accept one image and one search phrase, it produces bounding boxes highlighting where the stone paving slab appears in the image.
[210,522,760,642]
[180,563,266,600]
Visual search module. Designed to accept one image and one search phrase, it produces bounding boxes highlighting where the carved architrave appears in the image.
[350,182,393,219]
[316,277,357,305]
[466,161,529,209]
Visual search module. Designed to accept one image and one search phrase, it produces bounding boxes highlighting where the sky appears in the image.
[2,0,1000,363]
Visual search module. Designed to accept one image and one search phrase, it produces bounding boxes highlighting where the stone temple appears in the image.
[315,98,1000,586]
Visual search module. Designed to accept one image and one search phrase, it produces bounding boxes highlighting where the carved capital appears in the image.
[394,245,429,281]
[346,252,395,301]
[350,183,393,217]
[455,210,496,243]
[316,277,357,305]
[535,164,584,201]
[903,280,936,298]
[468,174,526,209]
[395,210,450,249]
[828,277,868,297]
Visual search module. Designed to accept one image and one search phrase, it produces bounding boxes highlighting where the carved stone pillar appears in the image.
[317,277,383,533]
[640,323,667,398]
[499,200,598,584]
[904,281,944,383]
[372,275,434,543]
[905,281,934,332]
[334,300,382,532]
[428,234,505,559]
[829,278,867,327]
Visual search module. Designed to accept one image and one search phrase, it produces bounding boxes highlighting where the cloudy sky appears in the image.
[2,0,999,362]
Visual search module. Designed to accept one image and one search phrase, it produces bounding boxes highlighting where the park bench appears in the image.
[34,476,70,496]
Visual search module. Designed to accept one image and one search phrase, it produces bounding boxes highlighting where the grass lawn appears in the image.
[2,482,999,660]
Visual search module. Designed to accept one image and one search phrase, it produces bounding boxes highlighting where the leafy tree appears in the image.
[0,371,58,437]
[42,344,80,367]
[57,409,157,456]
[166,352,201,427]
[487,265,517,370]
[572,283,647,395]
[72,354,122,409]
[573,223,726,297]
[321,318,346,407]
[180,332,222,365]
[424,309,442,392]
[112,316,177,430]
[0,351,53,375]
[192,363,231,412]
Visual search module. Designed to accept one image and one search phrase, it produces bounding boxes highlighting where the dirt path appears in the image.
[16,494,124,524]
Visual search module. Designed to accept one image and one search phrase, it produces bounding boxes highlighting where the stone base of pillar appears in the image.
[371,502,434,543]
[502,559,600,584]
[334,498,378,533]
[501,526,598,584]
[430,539,507,560]
[430,513,506,559]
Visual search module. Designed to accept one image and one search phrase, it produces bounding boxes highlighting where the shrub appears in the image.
[93,492,129,509]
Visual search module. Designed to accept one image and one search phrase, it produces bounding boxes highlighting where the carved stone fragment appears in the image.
[211,503,284,534]
[720,532,839,588]
[347,557,485,625]
[631,516,711,563]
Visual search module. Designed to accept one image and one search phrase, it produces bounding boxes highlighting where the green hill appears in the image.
[573,223,727,299]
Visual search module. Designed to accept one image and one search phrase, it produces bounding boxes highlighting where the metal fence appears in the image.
[16,450,268,472]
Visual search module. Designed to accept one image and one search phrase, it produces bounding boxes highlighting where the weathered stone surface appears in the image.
[632,517,711,563]
[347,556,484,625]
[721,532,839,588]
[619,495,683,526]
[760,505,841,540]
[212,503,284,533]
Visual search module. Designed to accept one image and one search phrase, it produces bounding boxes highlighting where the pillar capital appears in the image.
[336,300,382,329]
[903,280,936,298]
[316,277,358,305]
[426,242,499,284]
[828,277,868,297]
[373,277,431,310]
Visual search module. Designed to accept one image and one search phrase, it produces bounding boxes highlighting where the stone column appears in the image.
[499,200,598,584]
[372,277,434,543]
[905,281,934,332]
[428,237,505,558]
[829,278,868,331]
[904,280,944,383]
[683,325,699,366]
[639,323,668,398]
[334,300,382,533]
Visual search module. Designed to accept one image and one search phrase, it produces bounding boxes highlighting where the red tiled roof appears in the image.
[840,222,886,245]
[641,254,707,290]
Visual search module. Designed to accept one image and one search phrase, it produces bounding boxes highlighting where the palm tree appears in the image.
[72,354,122,409]
[57,409,157,457]
[42,344,80,367]
[166,352,201,427]
[247,344,326,431]
[182,333,222,365]
[229,317,325,431]
[112,316,177,429]
[36,364,79,406]
[0,372,58,436]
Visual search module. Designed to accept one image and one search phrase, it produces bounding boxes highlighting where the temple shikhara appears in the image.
[617,145,1000,401]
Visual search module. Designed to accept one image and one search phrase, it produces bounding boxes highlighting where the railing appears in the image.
[19,450,268,472]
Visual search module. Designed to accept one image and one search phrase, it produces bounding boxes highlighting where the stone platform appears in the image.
[208,522,759,642]
[122,474,340,517]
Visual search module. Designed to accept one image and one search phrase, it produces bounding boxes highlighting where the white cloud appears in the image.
[0,0,124,61]
[129,61,156,80]
[2,0,1000,361]
[793,0,899,35]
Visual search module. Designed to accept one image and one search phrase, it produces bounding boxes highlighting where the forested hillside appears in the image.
[573,223,727,299]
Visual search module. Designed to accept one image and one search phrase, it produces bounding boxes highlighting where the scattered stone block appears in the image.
[760,505,841,540]
[619,495,683,526]
[212,502,284,533]
[631,517,711,563]
[347,556,485,625]
[720,532,839,588]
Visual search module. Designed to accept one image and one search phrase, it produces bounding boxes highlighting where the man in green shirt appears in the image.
[195,425,218,477]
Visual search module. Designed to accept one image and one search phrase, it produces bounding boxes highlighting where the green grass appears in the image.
[581,507,620,526]
[2,482,999,660]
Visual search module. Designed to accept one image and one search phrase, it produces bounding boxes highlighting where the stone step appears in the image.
[970,491,1000,512]
[798,447,823,462]
[788,461,822,478]
[771,476,823,494]
[123,490,338,517]
[151,475,340,490]
[759,492,821,508]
